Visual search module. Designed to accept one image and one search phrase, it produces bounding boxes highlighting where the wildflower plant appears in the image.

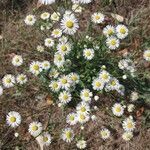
[1,0,150,149]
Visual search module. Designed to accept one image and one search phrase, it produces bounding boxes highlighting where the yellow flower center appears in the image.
[111,39,116,45]
[10,116,16,123]
[95,15,100,20]
[69,116,75,121]
[6,79,11,83]
[66,131,72,139]
[101,74,108,80]
[86,51,91,56]
[84,92,89,97]
[96,82,101,87]
[20,76,25,81]
[62,79,67,84]
[101,131,107,137]
[81,107,86,112]
[108,29,113,35]
[53,83,58,88]
[54,30,59,35]
[61,45,67,51]
[66,21,74,28]
[32,125,38,131]
[80,114,85,120]
[57,55,62,61]
[15,58,19,62]
[115,106,121,112]
[71,75,77,81]
[111,80,116,86]
[43,136,48,142]
[28,17,33,21]
[145,52,150,57]
[127,122,133,129]
[43,13,48,17]
[33,65,39,70]
[47,40,51,44]
[63,95,68,100]
[120,28,126,34]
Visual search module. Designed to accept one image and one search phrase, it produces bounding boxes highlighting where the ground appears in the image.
[0,0,150,150]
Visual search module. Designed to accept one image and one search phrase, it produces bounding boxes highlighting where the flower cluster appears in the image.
[1,0,149,149]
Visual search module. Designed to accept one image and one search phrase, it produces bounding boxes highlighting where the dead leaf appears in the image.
[136,107,144,118]
[46,95,54,105]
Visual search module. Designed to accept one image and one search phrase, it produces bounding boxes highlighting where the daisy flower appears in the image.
[116,24,128,39]
[106,36,120,50]
[99,70,110,83]
[44,38,54,47]
[100,128,110,140]
[49,80,60,92]
[118,59,132,70]
[94,95,99,101]
[91,12,105,24]
[49,68,59,78]
[6,111,21,128]
[0,86,3,96]
[72,4,83,13]
[39,0,55,5]
[2,74,15,88]
[59,36,68,43]
[127,104,135,112]
[92,78,104,91]
[61,14,79,35]
[130,91,139,101]
[40,12,50,20]
[41,132,52,146]
[57,42,72,55]
[103,25,115,37]
[16,74,27,85]
[58,91,72,104]
[77,113,90,124]
[111,13,124,22]
[76,140,87,149]
[80,89,93,103]
[106,78,119,91]
[59,75,71,90]
[14,132,19,138]
[91,115,97,121]
[83,48,94,60]
[41,61,50,70]
[51,29,62,38]
[51,12,60,21]
[112,103,124,117]
[122,117,136,132]
[28,121,43,137]
[143,49,150,61]
[66,112,78,125]
[69,72,80,84]
[37,45,44,52]
[54,52,65,68]
[61,128,74,143]
[122,132,133,141]
[24,15,36,26]
[12,55,23,67]
[76,102,90,114]
[29,61,42,75]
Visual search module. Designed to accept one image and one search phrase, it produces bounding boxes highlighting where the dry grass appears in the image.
[0,0,150,149]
